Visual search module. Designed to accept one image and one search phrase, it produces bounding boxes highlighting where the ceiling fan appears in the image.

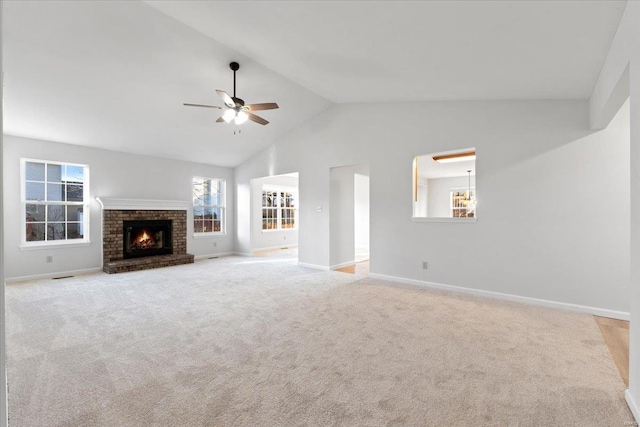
[184,62,279,126]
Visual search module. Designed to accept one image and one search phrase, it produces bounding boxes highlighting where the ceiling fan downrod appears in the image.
[230,62,239,99]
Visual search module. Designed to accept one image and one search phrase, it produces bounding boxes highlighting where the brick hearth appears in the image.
[102,209,193,274]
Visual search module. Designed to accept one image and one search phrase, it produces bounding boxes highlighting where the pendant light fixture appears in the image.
[463,169,476,218]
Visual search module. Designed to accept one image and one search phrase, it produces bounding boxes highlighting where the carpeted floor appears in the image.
[5,251,634,426]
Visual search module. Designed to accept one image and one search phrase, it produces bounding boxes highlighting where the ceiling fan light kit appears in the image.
[184,62,279,126]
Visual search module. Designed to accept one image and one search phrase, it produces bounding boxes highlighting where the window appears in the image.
[22,159,89,246]
[450,187,476,218]
[262,186,297,230]
[193,177,225,233]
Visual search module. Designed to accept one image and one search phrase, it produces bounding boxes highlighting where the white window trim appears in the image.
[20,158,91,249]
[411,217,478,223]
[261,185,298,232]
[192,177,226,236]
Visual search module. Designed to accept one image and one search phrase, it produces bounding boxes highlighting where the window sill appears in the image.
[411,217,478,223]
[20,240,91,251]
[193,233,227,239]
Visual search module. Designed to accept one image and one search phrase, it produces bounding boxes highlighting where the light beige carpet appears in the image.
[5,251,634,426]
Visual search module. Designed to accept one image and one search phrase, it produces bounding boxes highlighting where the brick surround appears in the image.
[102,209,193,273]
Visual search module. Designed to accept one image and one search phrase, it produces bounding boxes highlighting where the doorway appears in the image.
[329,164,370,274]
[250,173,299,262]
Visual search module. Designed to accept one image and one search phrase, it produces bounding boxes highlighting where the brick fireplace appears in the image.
[98,198,194,274]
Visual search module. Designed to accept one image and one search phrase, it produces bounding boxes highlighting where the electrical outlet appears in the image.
[213,242,217,247]
[422,261,428,269]
[283,236,286,240]
[46,256,53,263]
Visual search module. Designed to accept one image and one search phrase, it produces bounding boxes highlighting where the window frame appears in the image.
[261,185,298,232]
[192,177,226,236]
[20,158,90,248]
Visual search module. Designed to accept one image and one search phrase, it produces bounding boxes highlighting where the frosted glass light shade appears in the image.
[222,109,235,123]
[235,110,248,125]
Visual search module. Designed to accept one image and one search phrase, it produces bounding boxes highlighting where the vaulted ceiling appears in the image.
[2,1,627,167]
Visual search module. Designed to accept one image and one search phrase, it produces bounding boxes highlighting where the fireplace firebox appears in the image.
[123,220,172,259]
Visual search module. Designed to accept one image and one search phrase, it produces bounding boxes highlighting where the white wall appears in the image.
[234,99,630,317]
[631,61,640,421]
[589,2,640,418]
[3,135,235,280]
[427,175,476,217]
[0,3,8,423]
[354,173,370,259]
[329,166,354,267]
[329,164,369,267]
[590,2,636,131]
[414,177,428,217]
[251,174,298,252]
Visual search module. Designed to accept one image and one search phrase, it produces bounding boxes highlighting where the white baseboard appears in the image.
[194,252,235,261]
[331,260,356,270]
[5,267,103,283]
[298,262,330,271]
[252,244,298,254]
[368,273,630,321]
[233,252,253,257]
[627,390,640,425]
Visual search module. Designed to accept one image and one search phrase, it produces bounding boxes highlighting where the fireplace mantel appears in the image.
[96,197,190,211]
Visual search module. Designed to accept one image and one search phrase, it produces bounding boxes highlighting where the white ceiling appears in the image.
[147,0,627,103]
[2,1,627,167]
[2,1,331,167]
[417,153,476,180]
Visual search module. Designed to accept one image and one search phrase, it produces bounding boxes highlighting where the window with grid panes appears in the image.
[193,177,225,234]
[22,159,89,246]
[262,186,297,230]
[450,187,476,218]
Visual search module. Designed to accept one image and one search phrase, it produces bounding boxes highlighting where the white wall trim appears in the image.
[626,389,640,424]
[194,252,234,260]
[20,241,91,251]
[0,2,7,422]
[331,260,356,270]
[368,273,630,320]
[298,262,330,271]
[96,197,190,211]
[411,217,478,223]
[5,267,103,283]
[252,244,298,253]
[233,252,253,257]
[192,233,228,239]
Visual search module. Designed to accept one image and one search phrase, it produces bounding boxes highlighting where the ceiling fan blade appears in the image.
[247,112,269,126]
[246,103,279,111]
[216,90,236,108]
[183,103,222,109]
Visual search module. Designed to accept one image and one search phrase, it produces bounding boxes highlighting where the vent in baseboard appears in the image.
[52,275,74,280]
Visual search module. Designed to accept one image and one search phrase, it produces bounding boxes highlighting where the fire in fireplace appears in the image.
[123,220,172,259]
